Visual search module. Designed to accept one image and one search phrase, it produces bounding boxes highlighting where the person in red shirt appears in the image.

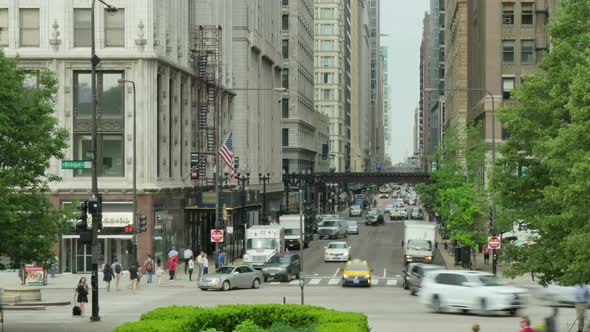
[519,316,536,332]
[483,244,490,265]
[168,255,178,280]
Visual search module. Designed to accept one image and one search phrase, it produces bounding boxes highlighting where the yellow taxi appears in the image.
[341,259,372,287]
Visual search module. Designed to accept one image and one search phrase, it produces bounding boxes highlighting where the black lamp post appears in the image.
[237,173,250,260]
[259,173,271,224]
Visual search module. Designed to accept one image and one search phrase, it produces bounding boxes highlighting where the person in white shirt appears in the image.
[167,246,179,259]
[183,248,193,274]
[201,253,209,276]
[187,257,195,281]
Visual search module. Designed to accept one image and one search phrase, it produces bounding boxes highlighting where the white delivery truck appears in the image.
[279,215,309,250]
[403,221,437,264]
[243,225,285,268]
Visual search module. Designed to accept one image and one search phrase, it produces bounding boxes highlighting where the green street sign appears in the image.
[61,160,92,169]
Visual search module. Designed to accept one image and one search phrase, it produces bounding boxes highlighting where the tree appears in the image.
[417,125,488,249]
[496,0,590,285]
[0,49,70,266]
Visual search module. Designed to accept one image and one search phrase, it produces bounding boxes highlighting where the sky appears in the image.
[381,0,430,164]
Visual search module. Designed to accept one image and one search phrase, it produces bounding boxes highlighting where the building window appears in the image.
[0,9,8,46]
[282,69,289,89]
[320,8,334,19]
[282,39,289,59]
[320,24,334,35]
[323,72,334,84]
[282,128,289,147]
[19,8,40,47]
[320,56,334,67]
[320,40,334,51]
[322,89,334,100]
[521,40,534,64]
[502,77,515,100]
[521,3,533,25]
[502,40,515,64]
[282,0,288,5]
[282,14,289,31]
[502,3,514,25]
[282,98,289,118]
[74,9,92,47]
[105,9,124,47]
[73,71,125,177]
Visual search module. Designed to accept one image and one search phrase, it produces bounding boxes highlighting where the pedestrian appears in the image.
[50,255,58,278]
[75,277,89,316]
[483,244,490,265]
[155,258,163,286]
[575,284,590,332]
[202,252,209,276]
[216,250,226,269]
[519,316,536,332]
[544,306,558,332]
[144,254,155,284]
[111,259,122,290]
[197,251,204,281]
[168,246,179,259]
[471,323,480,332]
[183,247,194,274]
[188,256,195,281]
[102,262,115,292]
[168,255,177,280]
[129,264,138,293]
[136,266,143,288]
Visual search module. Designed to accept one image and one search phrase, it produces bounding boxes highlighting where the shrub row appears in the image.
[114,304,368,332]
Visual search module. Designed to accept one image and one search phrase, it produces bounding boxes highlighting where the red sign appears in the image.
[191,168,199,179]
[211,229,224,243]
[488,236,502,250]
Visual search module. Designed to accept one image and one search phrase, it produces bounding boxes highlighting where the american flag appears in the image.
[219,132,236,179]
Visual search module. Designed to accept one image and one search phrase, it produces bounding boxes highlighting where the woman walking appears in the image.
[168,255,178,280]
[75,277,89,316]
[145,254,155,284]
[102,263,115,292]
[188,256,195,281]
[155,258,163,285]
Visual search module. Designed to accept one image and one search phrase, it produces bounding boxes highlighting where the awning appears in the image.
[62,234,133,239]
[185,204,261,211]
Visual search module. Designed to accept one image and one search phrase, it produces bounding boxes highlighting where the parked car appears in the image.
[346,220,359,234]
[261,253,301,282]
[402,263,445,295]
[418,270,528,315]
[349,205,362,217]
[199,265,264,291]
[324,242,351,262]
[318,219,348,239]
[342,259,372,287]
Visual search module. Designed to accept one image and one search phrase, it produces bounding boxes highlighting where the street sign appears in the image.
[61,160,91,169]
[211,229,224,243]
[226,226,233,234]
[488,236,502,250]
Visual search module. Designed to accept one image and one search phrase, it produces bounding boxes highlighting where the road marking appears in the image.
[383,269,387,278]
[333,268,340,278]
[328,278,340,285]
[387,279,398,286]
[395,275,401,278]
[309,278,321,285]
[289,280,299,285]
[269,282,281,285]
[372,279,379,285]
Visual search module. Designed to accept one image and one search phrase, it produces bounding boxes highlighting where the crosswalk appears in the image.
[264,277,401,288]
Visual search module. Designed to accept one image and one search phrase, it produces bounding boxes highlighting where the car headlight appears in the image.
[425,256,432,261]
[365,274,371,279]
[211,278,219,283]
[343,274,350,279]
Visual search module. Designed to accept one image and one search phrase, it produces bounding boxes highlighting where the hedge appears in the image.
[114,304,368,332]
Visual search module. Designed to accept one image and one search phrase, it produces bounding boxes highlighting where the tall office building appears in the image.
[314,0,352,172]
[381,45,391,164]
[368,0,382,169]
[426,0,445,167]
[419,12,430,166]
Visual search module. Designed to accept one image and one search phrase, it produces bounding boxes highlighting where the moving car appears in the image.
[342,259,372,287]
[390,208,404,220]
[418,270,528,315]
[383,205,394,216]
[379,193,389,199]
[199,265,264,291]
[349,205,362,217]
[318,219,348,239]
[324,242,351,262]
[261,253,301,282]
[402,263,445,295]
[537,283,578,306]
[366,209,384,226]
[346,220,359,234]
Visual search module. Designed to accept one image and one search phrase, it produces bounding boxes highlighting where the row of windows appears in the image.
[502,2,534,25]
[502,40,535,65]
[0,8,125,48]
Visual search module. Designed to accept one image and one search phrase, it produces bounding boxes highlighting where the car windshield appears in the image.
[268,255,291,264]
[346,263,368,271]
[479,275,505,286]
[347,220,358,226]
[215,267,234,274]
[328,243,347,249]
[407,240,432,251]
[247,238,277,250]
[284,228,300,236]
[351,206,361,211]
[367,210,378,216]
[319,221,336,227]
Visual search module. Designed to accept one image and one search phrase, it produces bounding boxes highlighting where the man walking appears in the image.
[129,264,138,294]
[216,250,225,269]
[144,254,155,284]
[575,284,590,332]
[482,244,490,265]
[197,251,204,281]
[183,247,194,275]
[111,259,122,290]
[202,252,209,276]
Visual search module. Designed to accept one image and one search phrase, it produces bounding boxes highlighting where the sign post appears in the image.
[211,229,224,243]
[488,236,501,276]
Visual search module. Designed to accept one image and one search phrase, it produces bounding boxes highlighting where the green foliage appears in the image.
[0,49,69,265]
[113,320,195,332]
[116,304,368,332]
[417,125,488,248]
[234,320,265,332]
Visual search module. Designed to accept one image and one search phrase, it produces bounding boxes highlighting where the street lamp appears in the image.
[259,173,271,224]
[236,173,250,261]
[89,0,117,322]
[118,79,137,266]
[424,87,497,275]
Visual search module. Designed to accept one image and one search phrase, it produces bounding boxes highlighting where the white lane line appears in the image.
[289,280,299,285]
[269,282,281,285]
[383,268,387,279]
[333,268,340,278]
[372,279,379,285]
[387,279,398,286]
[395,275,401,278]
[328,278,340,285]
[309,278,322,285]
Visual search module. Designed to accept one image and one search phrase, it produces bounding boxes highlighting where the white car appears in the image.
[324,242,351,262]
[419,270,528,316]
[349,205,362,217]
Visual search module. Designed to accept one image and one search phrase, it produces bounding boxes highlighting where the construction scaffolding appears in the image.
[190,25,223,188]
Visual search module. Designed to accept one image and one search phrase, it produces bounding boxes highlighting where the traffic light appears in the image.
[75,201,88,232]
[138,215,148,233]
[124,225,134,233]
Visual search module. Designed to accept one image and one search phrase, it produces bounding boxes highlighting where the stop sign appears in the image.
[488,236,502,249]
[211,229,224,243]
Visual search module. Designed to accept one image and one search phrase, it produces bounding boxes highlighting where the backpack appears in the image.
[146,261,154,272]
[115,263,121,274]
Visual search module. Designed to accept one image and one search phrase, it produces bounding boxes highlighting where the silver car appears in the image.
[318,219,348,239]
[346,220,359,234]
[199,265,264,291]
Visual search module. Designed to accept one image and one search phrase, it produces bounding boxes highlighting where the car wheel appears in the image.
[403,279,408,290]
[431,295,443,313]
[252,278,261,289]
[507,308,518,317]
[479,298,489,316]
[263,277,268,282]
[410,286,416,296]
[222,280,231,291]
[296,272,300,280]
[200,288,207,291]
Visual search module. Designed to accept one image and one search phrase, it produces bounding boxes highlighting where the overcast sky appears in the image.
[381,1,429,164]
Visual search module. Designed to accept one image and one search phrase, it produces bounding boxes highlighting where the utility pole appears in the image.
[259,174,270,224]
[298,186,304,305]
